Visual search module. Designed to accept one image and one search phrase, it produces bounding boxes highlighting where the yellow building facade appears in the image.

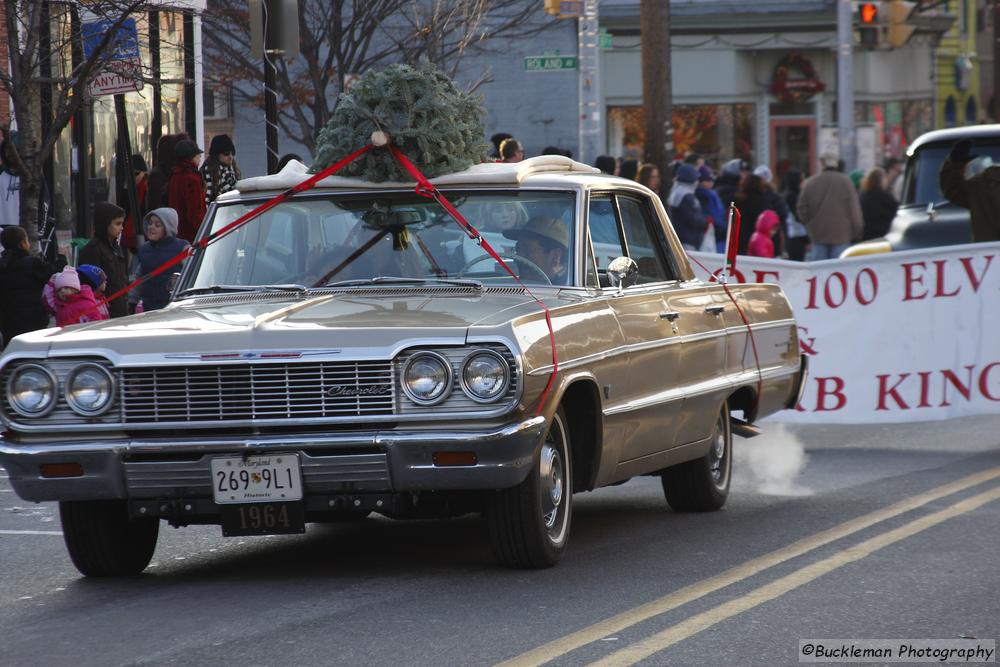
[935,0,981,127]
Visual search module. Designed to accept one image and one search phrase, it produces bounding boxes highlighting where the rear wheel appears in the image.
[661,401,732,512]
[485,407,572,568]
[59,500,159,577]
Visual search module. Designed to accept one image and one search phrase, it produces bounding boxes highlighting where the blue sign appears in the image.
[82,18,140,62]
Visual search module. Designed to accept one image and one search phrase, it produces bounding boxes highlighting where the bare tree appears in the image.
[0,0,149,247]
[203,0,553,154]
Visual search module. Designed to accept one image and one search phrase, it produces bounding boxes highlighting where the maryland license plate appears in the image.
[211,454,303,504]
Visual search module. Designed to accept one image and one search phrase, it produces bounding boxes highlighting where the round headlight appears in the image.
[402,352,452,405]
[7,364,57,417]
[461,350,511,402]
[66,364,115,416]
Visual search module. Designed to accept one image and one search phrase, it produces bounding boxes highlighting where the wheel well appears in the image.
[560,380,602,492]
[727,386,758,423]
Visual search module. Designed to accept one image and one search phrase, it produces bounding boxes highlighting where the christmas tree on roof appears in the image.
[312,61,490,182]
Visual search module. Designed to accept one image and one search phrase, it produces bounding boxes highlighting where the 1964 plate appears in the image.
[210,454,303,504]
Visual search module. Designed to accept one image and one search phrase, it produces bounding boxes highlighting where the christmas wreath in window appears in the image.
[770,54,825,104]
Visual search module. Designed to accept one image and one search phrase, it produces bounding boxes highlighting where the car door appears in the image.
[587,193,683,463]
[612,194,730,447]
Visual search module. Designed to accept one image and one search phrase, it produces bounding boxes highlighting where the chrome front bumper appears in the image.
[0,417,547,503]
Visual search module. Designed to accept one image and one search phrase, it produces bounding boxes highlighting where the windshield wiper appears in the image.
[323,276,482,290]
[176,284,310,298]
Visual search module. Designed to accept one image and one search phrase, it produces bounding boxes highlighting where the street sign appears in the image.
[524,55,578,72]
[82,18,143,98]
[87,59,144,97]
[599,28,613,50]
[82,18,141,61]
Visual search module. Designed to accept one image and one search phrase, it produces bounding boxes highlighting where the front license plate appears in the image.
[220,502,305,537]
[210,454,303,504]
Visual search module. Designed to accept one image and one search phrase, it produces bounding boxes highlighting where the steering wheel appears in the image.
[459,253,552,285]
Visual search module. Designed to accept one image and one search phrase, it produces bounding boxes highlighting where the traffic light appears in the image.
[858,1,880,48]
[887,1,917,48]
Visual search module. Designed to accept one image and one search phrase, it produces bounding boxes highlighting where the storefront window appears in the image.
[607,104,755,167]
[159,11,186,138]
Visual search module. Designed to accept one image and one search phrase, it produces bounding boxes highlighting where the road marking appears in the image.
[497,465,1000,667]
[0,529,63,536]
[592,484,1000,666]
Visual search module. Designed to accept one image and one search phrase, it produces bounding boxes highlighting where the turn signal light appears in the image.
[432,452,478,466]
[40,462,84,478]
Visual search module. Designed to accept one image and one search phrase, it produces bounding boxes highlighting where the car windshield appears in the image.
[185,190,576,291]
[902,142,1000,207]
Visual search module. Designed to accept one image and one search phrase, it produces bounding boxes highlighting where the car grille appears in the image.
[120,361,395,423]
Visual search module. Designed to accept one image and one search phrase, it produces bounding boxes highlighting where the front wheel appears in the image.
[60,500,159,577]
[661,400,732,512]
[485,407,572,568]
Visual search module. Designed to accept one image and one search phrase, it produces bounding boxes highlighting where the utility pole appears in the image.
[836,0,856,171]
[578,0,601,166]
[641,0,672,191]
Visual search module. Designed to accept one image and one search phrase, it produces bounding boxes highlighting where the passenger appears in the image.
[503,215,569,284]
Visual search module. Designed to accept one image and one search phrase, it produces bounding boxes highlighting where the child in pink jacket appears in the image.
[43,267,109,327]
[747,210,781,258]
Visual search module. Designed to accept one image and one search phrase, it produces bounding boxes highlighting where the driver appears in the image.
[503,216,569,283]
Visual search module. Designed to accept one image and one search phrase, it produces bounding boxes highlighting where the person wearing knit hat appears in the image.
[77,264,107,293]
[138,207,189,311]
[168,138,206,243]
[667,164,708,250]
[45,266,108,327]
[200,134,242,206]
[78,201,129,318]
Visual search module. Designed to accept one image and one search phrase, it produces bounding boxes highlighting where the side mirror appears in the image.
[607,256,639,291]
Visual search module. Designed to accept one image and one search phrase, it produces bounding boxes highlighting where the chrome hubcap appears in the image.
[539,441,564,530]
[709,415,727,484]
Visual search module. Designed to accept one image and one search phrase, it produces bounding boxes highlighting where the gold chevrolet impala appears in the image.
[0,156,805,575]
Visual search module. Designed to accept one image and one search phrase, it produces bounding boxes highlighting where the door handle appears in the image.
[659,311,681,321]
[705,305,725,315]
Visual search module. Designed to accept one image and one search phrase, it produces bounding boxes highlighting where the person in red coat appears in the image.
[168,139,206,243]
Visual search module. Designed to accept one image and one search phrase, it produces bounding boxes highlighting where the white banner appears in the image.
[689,243,1000,424]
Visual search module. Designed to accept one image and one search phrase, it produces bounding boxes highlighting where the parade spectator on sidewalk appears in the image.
[499,138,524,163]
[885,157,904,201]
[667,164,706,251]
[77,264,110,320]
[636,163,661,192]
[797,151,863,260]
[594,155,616,175]
[0,225,59,347]
[695,165,727,253]
[779,169,810,261]
[939,139,1000,243]
[169,139,206,243]
[860,167,899,240]
[276,153,304,172]
[489,133,512,160]
[79,202,129,318]
[43,266,108,327]
[619,158,638,181]
[733,166,789,255]
[715,158,747,207]
[118,153,149,253]
[147,133,187,212]
[200,134,241,205]
[0,139,21,230]
[137,207,189,312]
[747,210,781,258]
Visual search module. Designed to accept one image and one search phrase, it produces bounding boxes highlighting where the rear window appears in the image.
[903,142,1000,206]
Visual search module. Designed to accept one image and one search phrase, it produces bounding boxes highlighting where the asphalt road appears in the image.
[1,415,998,667]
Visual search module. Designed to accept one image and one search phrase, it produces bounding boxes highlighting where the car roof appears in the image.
[907,124,1000,157]
[224,155,615,201]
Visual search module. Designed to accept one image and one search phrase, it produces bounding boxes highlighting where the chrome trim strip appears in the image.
[602,364,799,417]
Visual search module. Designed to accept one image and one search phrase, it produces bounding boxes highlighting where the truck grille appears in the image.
[120,361,395,423]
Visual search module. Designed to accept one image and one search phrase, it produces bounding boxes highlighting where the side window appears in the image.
[587,195,626,277]
[617,196,674,284]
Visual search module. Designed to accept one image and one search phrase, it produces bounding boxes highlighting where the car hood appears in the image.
[9,288,553,356]
[886,204,970,250]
